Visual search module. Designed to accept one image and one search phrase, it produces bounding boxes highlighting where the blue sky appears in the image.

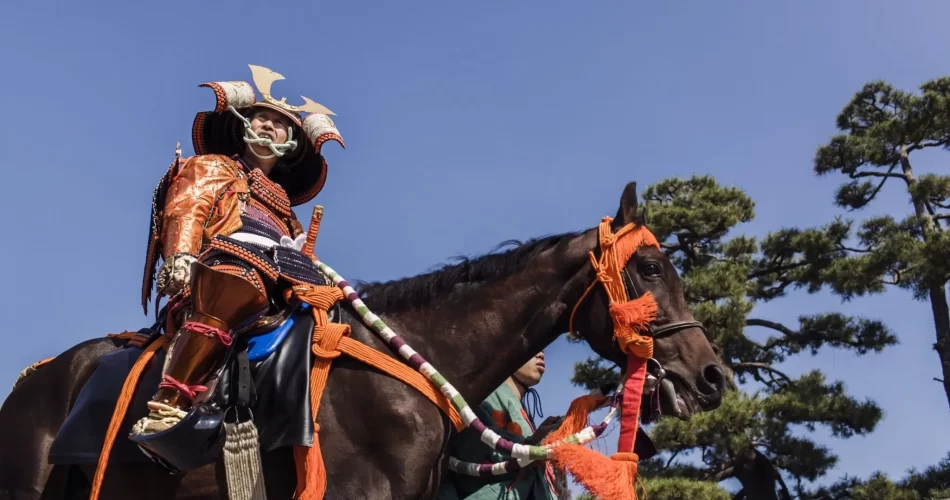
[1,0,948,493]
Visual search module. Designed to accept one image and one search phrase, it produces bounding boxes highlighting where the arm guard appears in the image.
[156,252,198,297]
[142,155,244,310]
[161,156,241,259]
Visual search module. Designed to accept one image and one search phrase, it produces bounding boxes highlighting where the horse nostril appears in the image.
[699,363,725,395]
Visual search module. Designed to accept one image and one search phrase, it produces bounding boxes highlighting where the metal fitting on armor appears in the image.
[157,252,198,297]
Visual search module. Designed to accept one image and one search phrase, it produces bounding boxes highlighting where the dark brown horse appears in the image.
[0,182,725,500]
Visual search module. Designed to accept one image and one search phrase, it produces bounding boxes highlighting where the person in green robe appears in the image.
[438,351,568,500]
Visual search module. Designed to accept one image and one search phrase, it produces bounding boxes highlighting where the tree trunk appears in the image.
[732,450,785,500]
[899,148,950,411]
[927,285,950,411]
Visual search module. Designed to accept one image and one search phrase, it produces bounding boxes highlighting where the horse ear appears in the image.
[615,182,639,224]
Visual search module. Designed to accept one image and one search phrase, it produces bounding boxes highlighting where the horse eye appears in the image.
[641,262,662,277]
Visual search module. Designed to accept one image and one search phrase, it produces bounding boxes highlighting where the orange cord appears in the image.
[89,336,168,500]
[290,284,463,499]
[541,393,608,446]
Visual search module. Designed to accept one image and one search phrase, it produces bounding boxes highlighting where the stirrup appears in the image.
[129,402,227,473]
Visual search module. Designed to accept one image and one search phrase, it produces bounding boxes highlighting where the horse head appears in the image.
[568,182,724,419]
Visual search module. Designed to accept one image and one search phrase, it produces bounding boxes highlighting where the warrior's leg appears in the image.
[133,260,269,435]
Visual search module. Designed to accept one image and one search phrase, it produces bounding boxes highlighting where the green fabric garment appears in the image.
[438,383,558,500]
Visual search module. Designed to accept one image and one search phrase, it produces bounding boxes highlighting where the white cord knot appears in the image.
[229,106,298,159]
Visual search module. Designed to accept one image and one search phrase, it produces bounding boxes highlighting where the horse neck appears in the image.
[376,228,598,404]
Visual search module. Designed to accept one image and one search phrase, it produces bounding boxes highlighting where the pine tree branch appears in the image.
[878,265,915,286]
[746,318,796,337]
[776,471,793,500]
[923,200,944,233]
[864,177,890,202]
[747,261,809,280]
[848,171,905,180]
[746,317,891,355]
[734,362,793,384]
[862,164,898,204]
[881,268,902,286]
[665,450,682,469]
[711,466,736,482]
[908,138,950,152]
[837,244,873,253]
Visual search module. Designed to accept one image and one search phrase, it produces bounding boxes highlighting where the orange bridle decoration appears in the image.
[569,217,660,357]
[556,217,661,500]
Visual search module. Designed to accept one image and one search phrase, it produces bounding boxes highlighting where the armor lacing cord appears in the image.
[228,106,298,159]
[158,374,208,402]
[145,322,229,401]
[181,321,234,346]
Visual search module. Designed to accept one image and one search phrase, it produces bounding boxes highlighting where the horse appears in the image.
[0,181,725,499]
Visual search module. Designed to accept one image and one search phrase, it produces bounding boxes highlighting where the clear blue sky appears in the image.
[1,0,947,493]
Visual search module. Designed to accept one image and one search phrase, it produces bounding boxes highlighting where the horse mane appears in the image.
[356,231,584,312]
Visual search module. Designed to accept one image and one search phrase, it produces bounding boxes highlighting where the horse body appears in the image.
[0,183,725,499]
[0,338,122,500]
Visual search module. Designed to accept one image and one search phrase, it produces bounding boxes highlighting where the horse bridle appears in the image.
[570,242,707,398]
[578,264,706,395]
[615,266,709,425]
[620,267,706,340]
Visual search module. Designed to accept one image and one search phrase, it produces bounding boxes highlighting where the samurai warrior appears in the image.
[133,65,344,436]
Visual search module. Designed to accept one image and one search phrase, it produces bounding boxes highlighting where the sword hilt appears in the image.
[302,205,323,259]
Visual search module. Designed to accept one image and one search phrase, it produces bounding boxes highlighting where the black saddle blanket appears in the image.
[48,310,316,465]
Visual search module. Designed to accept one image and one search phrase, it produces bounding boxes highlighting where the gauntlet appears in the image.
[157,253,198,297]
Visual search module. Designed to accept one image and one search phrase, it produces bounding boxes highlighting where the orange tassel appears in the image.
[610,295,657,359]
[550,445,639,500]
[609,295,657,333]
[542,394,608,446]
[294,430,327,500]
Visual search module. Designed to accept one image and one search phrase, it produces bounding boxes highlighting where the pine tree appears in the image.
[569,176,896,499]
[806,77,950,409]
[802,451,950,499]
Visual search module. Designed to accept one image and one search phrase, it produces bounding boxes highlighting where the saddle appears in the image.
[48,301,335,468]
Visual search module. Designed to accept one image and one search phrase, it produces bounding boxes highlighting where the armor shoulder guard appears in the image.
[141,148,192,315]
[141,153,245,314]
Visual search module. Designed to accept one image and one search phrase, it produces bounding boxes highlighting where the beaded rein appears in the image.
[314,260,623,467]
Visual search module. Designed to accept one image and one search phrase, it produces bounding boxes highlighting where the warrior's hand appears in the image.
[157,253,198,296]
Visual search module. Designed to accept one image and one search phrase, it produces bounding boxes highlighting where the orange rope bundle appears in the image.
[289,284,464,500]
[541,393,608,446]
[291,284,348,500]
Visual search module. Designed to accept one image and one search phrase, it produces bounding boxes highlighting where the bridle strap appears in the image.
[569,239,703,342]
[648,320,706,339]
[620,267,706,340]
